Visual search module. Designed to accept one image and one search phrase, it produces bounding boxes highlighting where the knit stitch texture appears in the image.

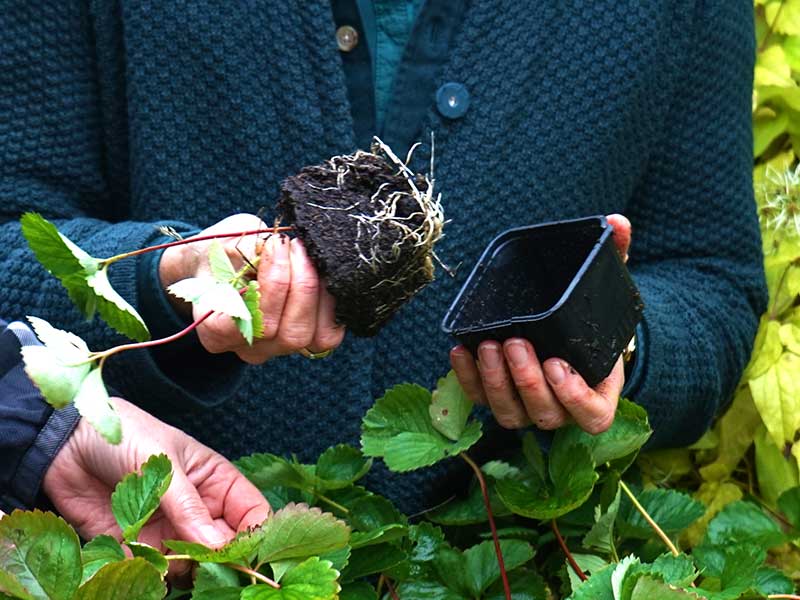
[0,0,766,513]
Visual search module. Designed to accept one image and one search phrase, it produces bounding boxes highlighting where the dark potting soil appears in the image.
[278,147,440,336]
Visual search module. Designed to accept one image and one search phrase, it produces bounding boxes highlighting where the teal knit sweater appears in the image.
[0,1,766,513]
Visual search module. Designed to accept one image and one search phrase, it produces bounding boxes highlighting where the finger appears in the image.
[258,234,292,339]
[502,339,569,430]
[159,469,228,548]
[450,345,487,405]
[218,471,272,532]
[196,310,248,354]
[606,214,631,262]
[307,286,345,353]
[275,239,319,350]
[542,358,622,435]
[478,341,530,429]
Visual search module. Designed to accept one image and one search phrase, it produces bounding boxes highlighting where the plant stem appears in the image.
[619,481,680,557]
[164,554,193,561]
[315,493,350,514]
[460,452,512,600]
[100,226,293,266]
[225,563,280,589]
[97,309,215,366]
[385,578,400,600]
[768,595,800,600]
[551,519,587,582]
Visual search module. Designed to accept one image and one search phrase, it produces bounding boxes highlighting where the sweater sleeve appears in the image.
[0,319,80,513]
[0,2,245,414]
[624,0,767,448]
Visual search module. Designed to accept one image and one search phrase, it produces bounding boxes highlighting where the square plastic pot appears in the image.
[442,216,644,387]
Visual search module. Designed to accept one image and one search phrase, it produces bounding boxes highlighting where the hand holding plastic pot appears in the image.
[446,214,642,435]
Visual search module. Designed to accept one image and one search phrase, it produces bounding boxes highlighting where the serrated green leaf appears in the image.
[522,433,546,485]
[435,539,534,597]
[241,557,340,600]
[349,524,407,549]
[74,558,165,600]
[778,486,800,529]
[165,527,266,564]
[754,565,794,595]
[208,240,237,283]
[20,213,94,278]
[0,569,33,600]
[72,368,121,444]
[341,543,406,583]
[553,399,651,467]
[582,488,621,554]
[128,543,168,578]
[315,445,372,490]
[629,576,701,600]
[485,568,548,600]
[81,535,125,584]
[318,545,351,572]
[393,581,463,600]
[339,582,376,600]
[429,370,472,441]
[617,488,705,539]
[642,554,698,588]
[256,503,349,564]
[497,442,598,520]
[236,454,311,492]
[86,267,150,342]
[361,384,482,471]
[347,494,406,532]
[427,479,511,526]
[21,345,91,410]
[756,44,795,87]
[746,319,784,380]
[168,278,251,320]
[0,510,82,600]
[193,562,240,594]
[111,454,173,542]
[235,281,264,345]
[705,500,785,548]
[565,562,614,600]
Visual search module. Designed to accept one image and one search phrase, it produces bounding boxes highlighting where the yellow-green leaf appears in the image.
[749,353,800,447]
[756,44,795,87]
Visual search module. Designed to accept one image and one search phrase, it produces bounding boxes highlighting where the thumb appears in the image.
[159,469,227,548]
[605,213,631,262]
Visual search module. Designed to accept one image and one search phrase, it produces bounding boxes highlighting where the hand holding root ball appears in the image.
[159,214,345,364]
[451,214,633,435]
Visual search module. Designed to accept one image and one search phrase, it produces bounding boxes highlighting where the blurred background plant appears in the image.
[636,0,800,582]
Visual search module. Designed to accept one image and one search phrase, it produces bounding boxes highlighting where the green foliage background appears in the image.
[635,0,800,580]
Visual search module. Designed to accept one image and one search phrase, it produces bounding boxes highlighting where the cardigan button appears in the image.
[436,82,470,119]
[336,25,359,52]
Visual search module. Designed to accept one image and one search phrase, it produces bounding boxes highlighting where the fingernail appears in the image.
[198,524,226,547]
[290,238,305,258]
[478,343,502,370]
[504,341,528,369]
[544,360,567,385]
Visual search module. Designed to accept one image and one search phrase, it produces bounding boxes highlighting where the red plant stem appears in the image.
[225,563,280,589]
[101,226,294,265]
[385,578,400,600]
[551,519,587,582]
[460,452,512,600]
[768,596,800,599]
[97,309,215,364]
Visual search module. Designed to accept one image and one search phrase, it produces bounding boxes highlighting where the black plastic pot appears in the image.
[442,216,644,387]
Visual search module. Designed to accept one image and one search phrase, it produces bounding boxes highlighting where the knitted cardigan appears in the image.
[0,0,766,513]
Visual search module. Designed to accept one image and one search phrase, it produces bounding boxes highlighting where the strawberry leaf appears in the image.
[208,240,237,283]
[168,278,251,320]
[80,536,125,584]
[127,543,168,578]
[74,558,165,600]
[72,368,121,444]
[85,267,150,342]
[235,281,264,345]
[256,503,350,564]
[361,383,482,472]
[315,445,372,490]
[111,454,173,543]
[429,370,472,441]
[164,528,265,564]
[0,569,34,600]
[240,557,340,600]
[0,510,82,600]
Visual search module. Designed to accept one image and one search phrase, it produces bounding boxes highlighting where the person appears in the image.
[0,319,270,556]
[0,0,766,523]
